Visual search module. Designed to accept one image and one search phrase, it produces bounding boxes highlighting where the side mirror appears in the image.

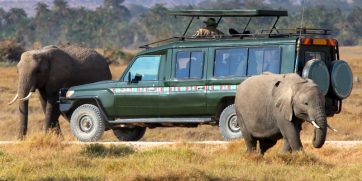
[132,73,142,83]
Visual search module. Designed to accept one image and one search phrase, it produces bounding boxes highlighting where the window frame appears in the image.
[247,47,282,76]
[121,55,162,82]
[213,47,249,78]
[174,50,205,80]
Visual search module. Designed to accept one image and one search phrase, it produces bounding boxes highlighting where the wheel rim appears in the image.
[227,114,240,133]
[79,115,94,133]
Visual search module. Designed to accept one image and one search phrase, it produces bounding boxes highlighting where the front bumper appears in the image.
[59,98,74,120]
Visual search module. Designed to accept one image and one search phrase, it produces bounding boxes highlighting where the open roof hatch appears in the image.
[168,9,288,37]
[139,9,332,49]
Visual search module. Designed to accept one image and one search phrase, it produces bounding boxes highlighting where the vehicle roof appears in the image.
[168,9,288,17]
[137,37,297,55]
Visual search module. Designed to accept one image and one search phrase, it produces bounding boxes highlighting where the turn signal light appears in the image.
[327,38,337,46]
[301,38,337,46]
[313,38,327,45]
[302,38,312,45]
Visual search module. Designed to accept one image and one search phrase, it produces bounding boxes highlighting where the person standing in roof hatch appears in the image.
[194,18,224,37]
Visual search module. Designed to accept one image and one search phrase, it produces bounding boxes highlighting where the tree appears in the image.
[4,8,27,25]
[52,0,69,16]
[35,2,50,17]
[101,0,131,21]
[347,6,362,36]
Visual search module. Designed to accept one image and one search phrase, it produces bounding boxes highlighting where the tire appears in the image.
[112,126,146,141]
[70,104,105,142]
[219,104,242,140]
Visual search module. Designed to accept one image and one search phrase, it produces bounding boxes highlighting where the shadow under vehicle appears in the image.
[59,9,353,141]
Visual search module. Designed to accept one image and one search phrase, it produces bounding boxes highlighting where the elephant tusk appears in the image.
[8,93,19,105]
[311,121,321,129]
[327,124,338,132]
[20,92,33,101]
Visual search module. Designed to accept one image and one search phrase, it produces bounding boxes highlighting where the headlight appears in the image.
[66,90,75,98]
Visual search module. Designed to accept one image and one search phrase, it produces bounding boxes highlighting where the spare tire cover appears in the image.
[302,59,330,95]
[330,60,353,99]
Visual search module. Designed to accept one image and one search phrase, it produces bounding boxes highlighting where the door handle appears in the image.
[197,86,205,90]
[147,87,156,91]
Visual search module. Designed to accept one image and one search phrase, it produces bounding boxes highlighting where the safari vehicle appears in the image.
[59,10,353,142]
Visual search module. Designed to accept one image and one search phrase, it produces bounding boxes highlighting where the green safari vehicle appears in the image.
[59,10,353,142]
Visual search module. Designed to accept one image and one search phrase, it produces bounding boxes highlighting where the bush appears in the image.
[81,144,135,158]
[0,40,25,62]
[96,48,134,65]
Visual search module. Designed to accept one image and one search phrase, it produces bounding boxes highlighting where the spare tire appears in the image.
[330,60,353,99]
[302,59,330,95]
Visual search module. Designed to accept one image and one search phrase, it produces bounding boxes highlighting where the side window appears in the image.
[263,48,281,73]
[248,48,281,76]
[175,51,204,79]
[214,48,248,77]
[123,56,161,81]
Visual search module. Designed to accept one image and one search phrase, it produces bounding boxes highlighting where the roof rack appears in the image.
[168,10,288,17]
[139,28,332,49]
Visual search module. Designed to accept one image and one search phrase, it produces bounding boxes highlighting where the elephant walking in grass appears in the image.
[235,73,329,154]
[8,45,112,139]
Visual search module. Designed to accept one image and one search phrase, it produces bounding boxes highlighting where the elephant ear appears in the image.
[32,50,52,74]
[272,80,294,121]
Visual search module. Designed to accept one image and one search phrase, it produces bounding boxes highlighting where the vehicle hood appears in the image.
[69,80,118,91]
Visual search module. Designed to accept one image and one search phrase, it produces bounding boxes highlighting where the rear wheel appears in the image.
[219,104,242,140]
[70,104,105,142]
[113,126,146,141]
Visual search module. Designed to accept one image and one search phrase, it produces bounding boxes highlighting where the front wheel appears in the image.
[70,104,105,142]
[219,104,242,140]
[113,126,146,141]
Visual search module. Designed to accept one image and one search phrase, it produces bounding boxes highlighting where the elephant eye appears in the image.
[304,102,309,105]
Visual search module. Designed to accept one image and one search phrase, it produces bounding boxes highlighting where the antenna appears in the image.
[295,0,307,73]
[299,0,306,38]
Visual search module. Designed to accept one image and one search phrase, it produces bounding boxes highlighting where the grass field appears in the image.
[0,134,362,180]
[0,46,361,180]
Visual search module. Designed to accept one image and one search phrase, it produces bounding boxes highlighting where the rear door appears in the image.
[158,48,208,116]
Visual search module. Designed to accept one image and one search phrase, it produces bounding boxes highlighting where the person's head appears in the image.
[203,18,217,27]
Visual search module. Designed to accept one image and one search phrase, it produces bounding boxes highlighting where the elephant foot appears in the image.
[17,134,26,141]
[44,127,64,139]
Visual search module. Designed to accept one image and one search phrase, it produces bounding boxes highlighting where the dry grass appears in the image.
[0,136,362,180]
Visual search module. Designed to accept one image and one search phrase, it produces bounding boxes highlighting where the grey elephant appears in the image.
[8,45,112,138]
[235,73,328,154]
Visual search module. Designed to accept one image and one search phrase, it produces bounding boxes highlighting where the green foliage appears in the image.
[0,0,362,48]
[81,144,135,157]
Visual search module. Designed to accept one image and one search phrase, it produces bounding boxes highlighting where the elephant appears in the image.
[235,73,329,154]
[8,45,112,139]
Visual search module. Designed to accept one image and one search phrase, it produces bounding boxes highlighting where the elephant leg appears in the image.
[259,139,278,155]
[44,96,62,135]
[242,132,257,153]
[37,89,47,114]
[281,122,302,153]
[278,120,303,152]
[282,139,292,153]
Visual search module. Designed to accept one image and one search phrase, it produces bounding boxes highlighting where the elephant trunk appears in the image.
[311,108,327,148]
[17,75,35,139]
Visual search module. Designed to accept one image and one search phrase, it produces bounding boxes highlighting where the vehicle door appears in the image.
[114,55,163,117]
[159,48,208,115]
